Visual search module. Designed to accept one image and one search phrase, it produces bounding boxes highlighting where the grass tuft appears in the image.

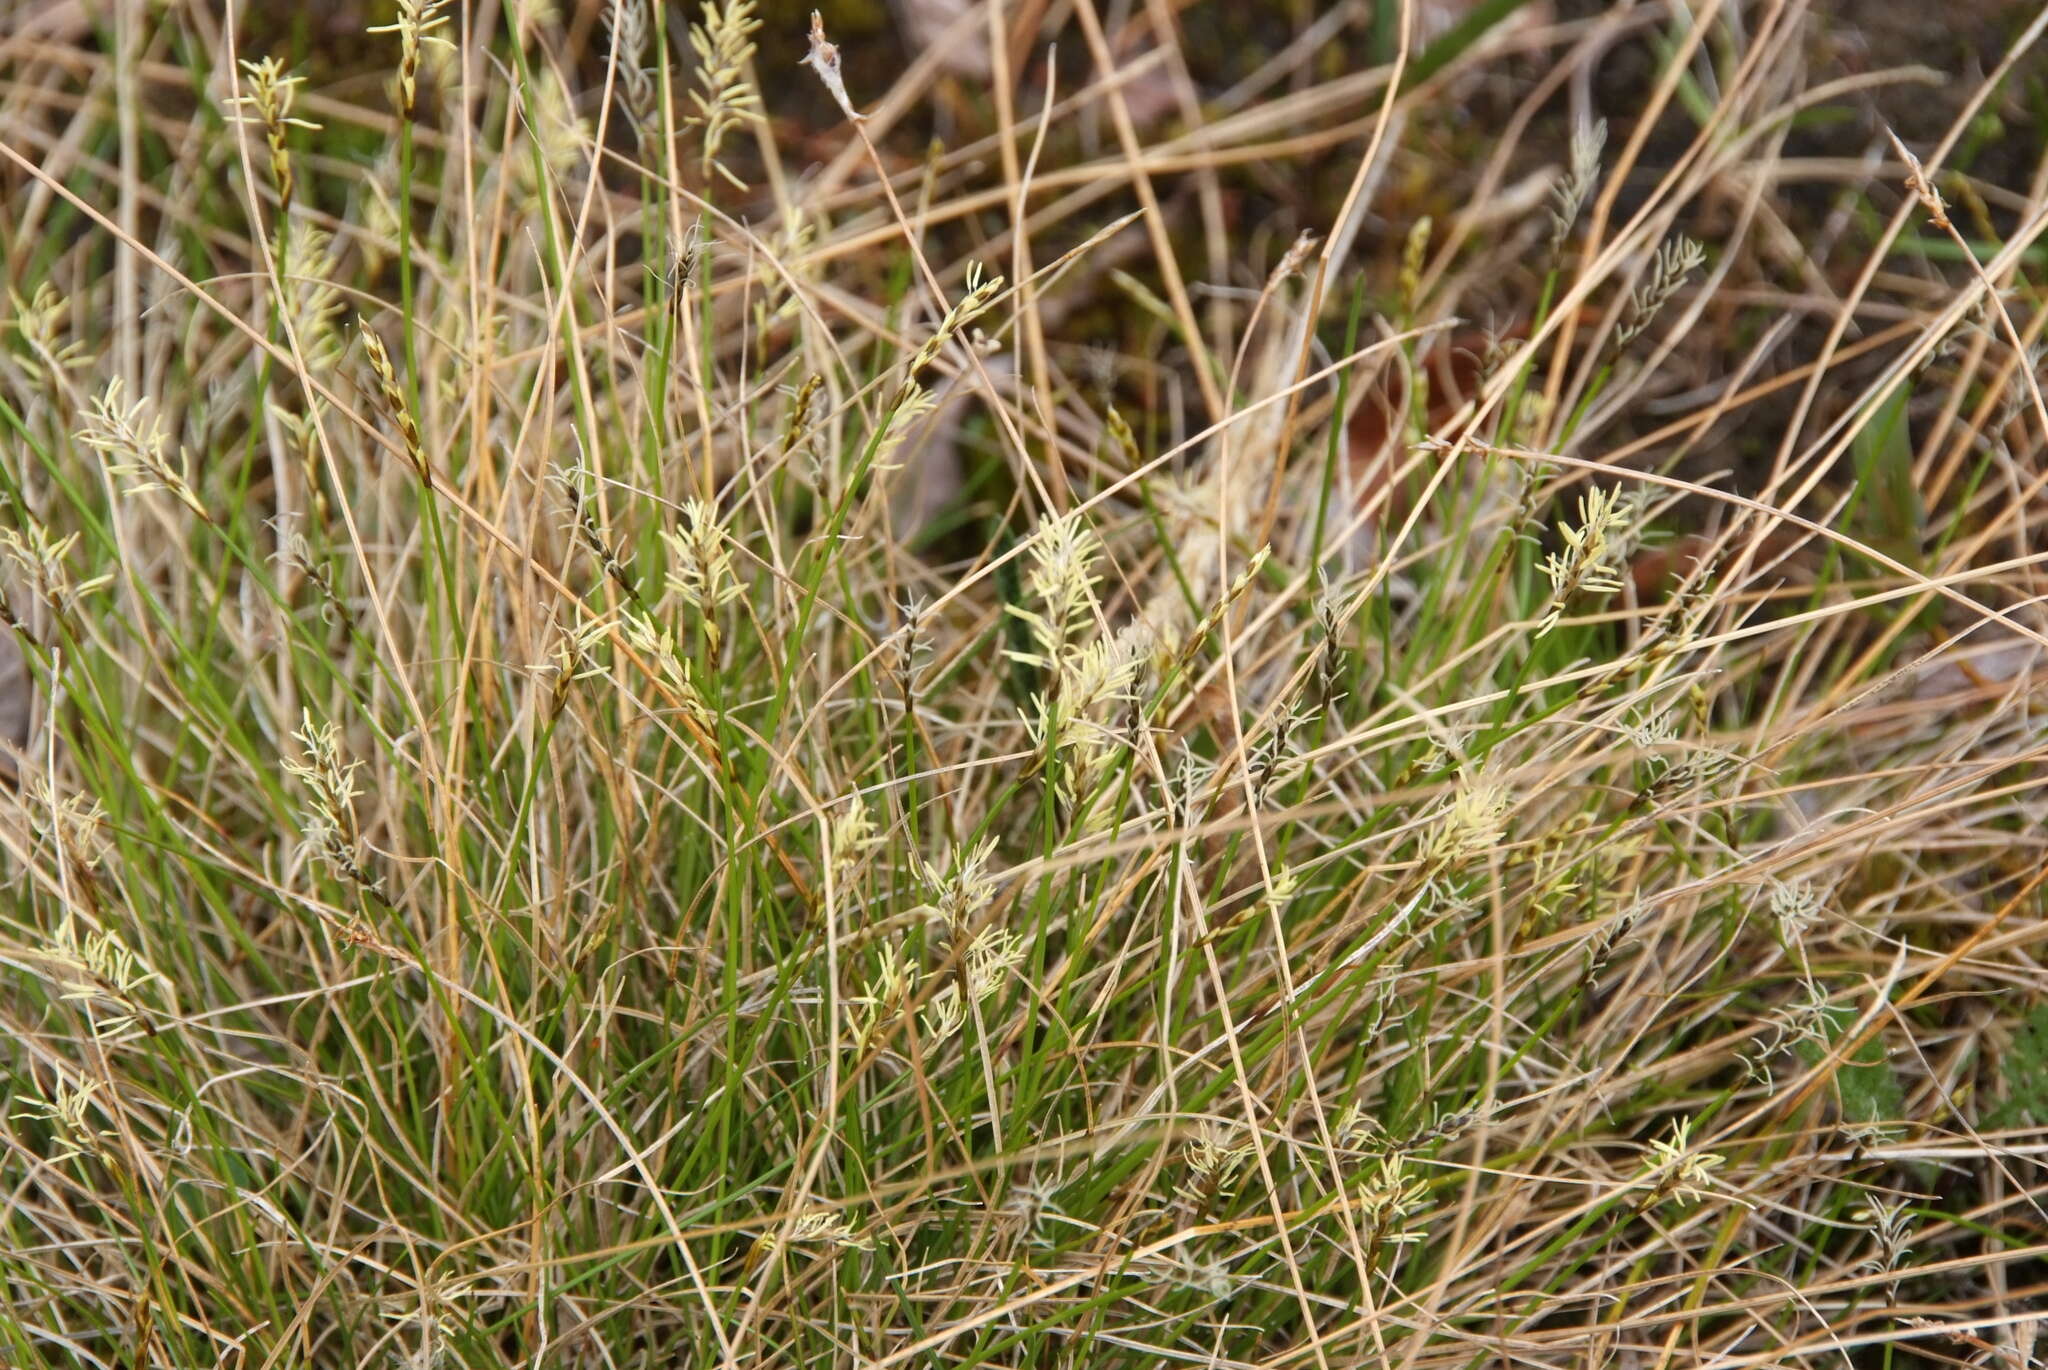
[3,2,2048,1366]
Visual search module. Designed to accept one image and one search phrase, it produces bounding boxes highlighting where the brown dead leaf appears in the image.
[1345,326,1509,525]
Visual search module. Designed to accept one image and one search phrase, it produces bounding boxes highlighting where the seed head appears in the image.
[1398,218,1430,310]
[826,804,881,881]
[1275,228,1321,286]
[1887,130,1950,230]
[1616,235,1706,350]
[1548,119,1606,254]
[873,382,938,470]
[920,836,999,932]
[13,1075,116,1165]
[44,912,165,1036]
[688,0,764,187]
[920,980,967,1039]
[358,322,427,482]
[1008,510,1102,671]
[77,380,209,522]
[283,710,362,856]
[1178,1121,1257,1205]
[1420,771,1511,871]
[1855,1198,1915,1280]
[228,57,319,213]
[964,926,1026,1003]
[1767,879,1823,944]
[753,1209,871,1262]
[853,944,919,1045]
[909,263,1004,376]
[1357,1154,1429,1238]
[619,608,715,728]
[8,282,88,383]
[798,11,863,124]
[0,521,113,617]
[282,227,345,373]
[1642,1117,1726,1207]
[1536,484,1641,635]
[604,0,658,146]
[662,499,741,651]
[1027,630,1144,819]
[367,0,454,119]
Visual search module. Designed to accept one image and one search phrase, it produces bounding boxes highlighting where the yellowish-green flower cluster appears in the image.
[77,379,208,522]
[687,1,764,187]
